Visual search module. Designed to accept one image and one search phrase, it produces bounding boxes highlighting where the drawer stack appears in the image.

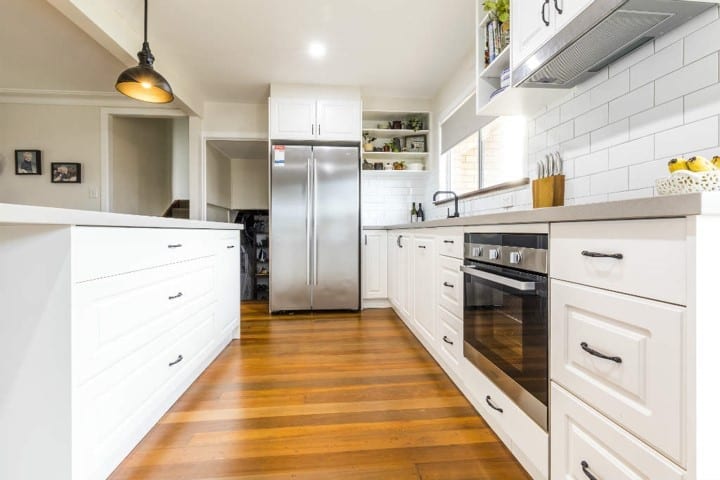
[435,228,463,371]
[549,218,688,479]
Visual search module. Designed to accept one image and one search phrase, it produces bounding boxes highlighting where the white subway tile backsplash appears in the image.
[560,134,591,160]
[630,40,683,90]
[629,99,683,140]
[575,105,609,135]
[528,132,548,154]
[574,194,609,205]
[547,121,574,147]
[608,136,654,169]
[590,70,630,108]
[609,84,654,122]
[655,116,719,158]
[560,92,591,122]
[535,108,561,134]
[629,159,668,189]
[654,6,718,52]
[685,82,720,123]
[574,68,609,96]
[590,168,628,195]
[609,41,654,77]
[591,119,629,152]
[655,54,719,104]
[608,188,655,201]
[684,13,720,64]
[574,150,609,177]
[566,177,590,198]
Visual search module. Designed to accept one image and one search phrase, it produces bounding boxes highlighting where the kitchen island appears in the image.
[0,203,242,480]
[361,192,720,480]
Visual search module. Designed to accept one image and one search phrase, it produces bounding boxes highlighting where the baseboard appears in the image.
[362,298,392,309]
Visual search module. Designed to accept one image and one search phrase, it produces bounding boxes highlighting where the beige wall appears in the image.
[202,102,268,137]
[206,144,232,209]
[111,117,173,216]
[231,157,268,210]
[0,103,101,210]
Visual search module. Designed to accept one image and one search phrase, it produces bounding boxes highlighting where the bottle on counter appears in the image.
[410,202,418,223]
[417,203,425,222]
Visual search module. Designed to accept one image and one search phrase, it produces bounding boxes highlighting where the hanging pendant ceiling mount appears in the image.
[115,0,174,103]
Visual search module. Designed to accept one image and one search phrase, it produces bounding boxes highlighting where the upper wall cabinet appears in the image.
[269,97,361,142]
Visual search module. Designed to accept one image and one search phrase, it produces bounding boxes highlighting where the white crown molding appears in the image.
[0,88,180,108]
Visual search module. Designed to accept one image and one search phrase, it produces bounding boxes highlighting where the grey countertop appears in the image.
[363,193,720,230]
[0,203,244,230]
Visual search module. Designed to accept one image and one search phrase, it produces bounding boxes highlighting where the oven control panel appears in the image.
[464,233,547,274]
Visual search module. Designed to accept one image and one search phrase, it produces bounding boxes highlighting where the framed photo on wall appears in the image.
[15,150,42,175]
[51,162,81,183]
[405,135,426,153]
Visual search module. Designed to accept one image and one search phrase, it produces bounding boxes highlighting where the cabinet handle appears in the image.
[443,240,454,244]
[443,281,454,288]
[312,124,315,135]
[485,395,504,413]
[542,0,550,26]
[581,250,623,260]
[168,292,183,300]
[581,461,599,480]
[227,245,236,249]
[318,124,321,136]
[397,235,403,248]
[168,354,184,367]
[168,243,183,249]
[581,342,622,364]
[442,335,454,345]
[554,0,563,14]
[364,234,367,246]
[418,245,427,249]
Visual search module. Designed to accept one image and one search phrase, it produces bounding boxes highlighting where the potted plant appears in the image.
[483,0,510,57]
[362,133,376,152]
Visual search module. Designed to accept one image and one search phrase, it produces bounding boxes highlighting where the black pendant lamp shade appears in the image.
[115,0,174,103]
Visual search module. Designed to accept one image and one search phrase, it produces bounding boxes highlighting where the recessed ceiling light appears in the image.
[308,42,327,59]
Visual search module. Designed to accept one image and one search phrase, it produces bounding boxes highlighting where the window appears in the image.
[440,94,526,196]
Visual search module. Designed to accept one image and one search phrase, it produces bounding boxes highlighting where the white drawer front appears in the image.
[437,307,462,368]
[551,384,685,480]
[437,230,463,259]
[438,256,463,318]
[73,227,217,282]
[549,219,686,304]
[551,280,685,465]
[72,257,216,386]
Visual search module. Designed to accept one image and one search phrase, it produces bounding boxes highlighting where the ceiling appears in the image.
[209,140,268,160]
[2,0,475,104]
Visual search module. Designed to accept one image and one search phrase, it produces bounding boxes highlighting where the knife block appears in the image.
[532,175,565,208]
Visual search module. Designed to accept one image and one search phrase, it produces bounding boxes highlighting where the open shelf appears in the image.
[361,169,428,176]
[479,46,510,79]
[363,152,428,160]
[363,128,429,138]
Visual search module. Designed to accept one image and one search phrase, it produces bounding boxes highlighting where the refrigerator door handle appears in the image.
[306,158,312,285]
[313,155,319,285]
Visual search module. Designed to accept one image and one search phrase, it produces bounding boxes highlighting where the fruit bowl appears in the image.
[656,170,720,195]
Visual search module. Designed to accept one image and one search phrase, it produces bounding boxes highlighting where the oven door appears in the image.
[462,262,548,429]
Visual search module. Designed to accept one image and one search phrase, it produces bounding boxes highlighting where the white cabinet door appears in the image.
[511,0,555,69]
[552,0,594,31]
[412,235,436,341]
[269,97,316,140]
[396,232,412,322]
[316,99,361,141]
[215,231,240,339]
[362,230,388,300]
[387,232,399,307]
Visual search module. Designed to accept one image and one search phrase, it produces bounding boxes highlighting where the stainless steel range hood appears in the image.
[513,0,715,89]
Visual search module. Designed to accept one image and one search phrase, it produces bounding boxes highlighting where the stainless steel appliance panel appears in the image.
[270,145,312,311]
[311,146,360,310]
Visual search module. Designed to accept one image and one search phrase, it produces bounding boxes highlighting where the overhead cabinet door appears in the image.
[316,100,361,141]
[269,98,316,140]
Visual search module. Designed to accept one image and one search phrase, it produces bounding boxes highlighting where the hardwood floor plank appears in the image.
[109,304,530,480]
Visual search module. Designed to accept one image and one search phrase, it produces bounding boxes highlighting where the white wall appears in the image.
[205,144,232,209]
[111,117,173,216]
[0,103,101,210]
[171,117,190,199]
[202,102,268,137]
[231,157,268,210]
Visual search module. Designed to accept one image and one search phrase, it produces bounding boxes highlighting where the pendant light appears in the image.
[115,0,174,103]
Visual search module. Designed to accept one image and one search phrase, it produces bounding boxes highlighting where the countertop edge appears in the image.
[0,203,244,230]
[363,193,719,230]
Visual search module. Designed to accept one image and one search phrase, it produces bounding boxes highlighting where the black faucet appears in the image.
[433,190,460,218]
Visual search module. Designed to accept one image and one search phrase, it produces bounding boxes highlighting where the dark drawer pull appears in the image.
[485,395,503,413]
[418,245,427,249]
[168,292,183,300]
[554,0,563,14]
[581,250,623,260]
[581,342,622,364]
[168,243,183,249]
[397,235,403,248]
[168,354,183,367]
[227,245,236,249]
[443,281,454,288]
[581,461,598,480]
[442,335,454,345]
[443,240,455,244]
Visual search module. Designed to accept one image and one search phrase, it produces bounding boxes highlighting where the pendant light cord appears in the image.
[144,0,148,43]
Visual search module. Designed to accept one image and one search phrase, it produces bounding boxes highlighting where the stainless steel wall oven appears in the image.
[462,232,548,430]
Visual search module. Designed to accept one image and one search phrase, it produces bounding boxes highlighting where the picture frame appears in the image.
[405,135,426,153]
[51,162,81,184]
[15,150,42,175]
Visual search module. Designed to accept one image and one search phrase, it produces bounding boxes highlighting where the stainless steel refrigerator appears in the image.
[270,145,360,312]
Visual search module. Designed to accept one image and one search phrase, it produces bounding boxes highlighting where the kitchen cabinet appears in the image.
[0,225,240,480]
[362,230,388,304]
[269,97,360,141]
[412,234,436,343]
[388,230,412,323]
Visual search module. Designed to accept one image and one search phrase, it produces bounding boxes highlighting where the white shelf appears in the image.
[361,170,428,176]
[362,152,428,160]
[476,86,569,117]
[362,128,429,138]
[479,46,510,79]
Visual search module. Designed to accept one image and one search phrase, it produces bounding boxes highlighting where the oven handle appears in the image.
[460,265,536,292]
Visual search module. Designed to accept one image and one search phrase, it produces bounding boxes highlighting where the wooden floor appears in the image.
[109,302,531,480]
